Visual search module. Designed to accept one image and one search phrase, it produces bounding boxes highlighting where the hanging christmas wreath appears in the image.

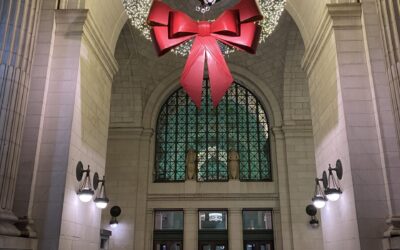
[122,0,286,56]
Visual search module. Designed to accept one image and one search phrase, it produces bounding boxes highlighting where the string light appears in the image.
[122,0,286,56]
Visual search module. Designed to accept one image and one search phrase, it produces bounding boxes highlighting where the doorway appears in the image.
[244,241,273,250]
[199,240,228,250]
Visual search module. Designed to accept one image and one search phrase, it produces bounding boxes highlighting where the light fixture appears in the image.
[76,162,95,203]
[110,206,122,228]
[312,175,328,209]
[93,173,109,209]
[305,204,319,228]
[323,159,343,202]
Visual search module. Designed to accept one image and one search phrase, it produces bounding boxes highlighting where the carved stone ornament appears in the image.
[228,149,240,180]
[186,148,198,180]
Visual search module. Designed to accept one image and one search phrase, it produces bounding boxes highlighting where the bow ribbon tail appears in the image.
[204,37,234,107]
[180,37,207,108]
[180,36,234,108]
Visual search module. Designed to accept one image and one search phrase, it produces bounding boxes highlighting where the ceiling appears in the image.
[164,0,240,20]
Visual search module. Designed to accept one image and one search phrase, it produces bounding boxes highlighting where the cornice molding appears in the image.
[327,3,362,29]
[108,127,154,140]
[302,3,362,75]
[282,120,313,138]
[147,193,279,202]
[82,11,119,81]
[54,9,88,35]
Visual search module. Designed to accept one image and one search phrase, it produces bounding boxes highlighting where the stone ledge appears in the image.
[0,235,37,250]
[147,193,279,202]
[108,126,154,140]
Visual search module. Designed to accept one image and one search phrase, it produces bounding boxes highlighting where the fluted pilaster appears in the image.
[378,0,400,145]
[184,208,198,249]
[0,0,41,236]
[377,1,400,248]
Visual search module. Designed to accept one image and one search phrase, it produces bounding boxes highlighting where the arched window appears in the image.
[155,79,271,182]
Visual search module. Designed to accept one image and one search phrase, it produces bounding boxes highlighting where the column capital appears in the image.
[271,126,284,139]
[55,9,88,35]
[228,208,242,214]
[184,208,198,214]
[327,2,362,29]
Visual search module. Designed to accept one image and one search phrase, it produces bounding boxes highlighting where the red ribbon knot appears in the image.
[198,22,211,36]
[148,0,263,107]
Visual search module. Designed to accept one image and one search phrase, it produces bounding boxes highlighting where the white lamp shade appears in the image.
[312,196,327,209]
[326,192,341,202]
[77,189,94,203]
[94,197,109,209]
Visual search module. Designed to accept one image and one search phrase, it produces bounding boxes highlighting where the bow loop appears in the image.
[147,1,172,26]
[233,0,263,23]
[169,11,198,38]
[213,22,261,53]
[210,10,239,36]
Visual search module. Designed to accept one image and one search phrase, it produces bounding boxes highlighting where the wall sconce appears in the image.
[312,175,328,209]
[110,206,121,228]
[93,173,109,209]
[305,204,319,228]
[76,162,95,203]
[323,159,343,202]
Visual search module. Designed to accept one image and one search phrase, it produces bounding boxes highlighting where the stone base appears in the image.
[0,222,20,237]
[0,210,20,236]
[15,217,36,238]
[0,235,37,250]
[383,216,400,250]
[382,236,400,250]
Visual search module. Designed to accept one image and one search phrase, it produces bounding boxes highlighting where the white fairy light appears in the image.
[122,0,286,56]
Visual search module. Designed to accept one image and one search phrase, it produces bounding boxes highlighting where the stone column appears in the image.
[376,1,400,248]
[183,208,197,249]
[229,208,243,250]
[0,0,41,236]
[302,2,400,250]
[134,128,154,250]
[271,127,294,250]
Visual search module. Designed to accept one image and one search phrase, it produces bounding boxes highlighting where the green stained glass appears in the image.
[154,80,271,182]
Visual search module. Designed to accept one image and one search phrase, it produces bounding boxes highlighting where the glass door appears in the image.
[244,241,273,250]
[153,210,184,250]
[154,241,182,250]
[199,240,228,250]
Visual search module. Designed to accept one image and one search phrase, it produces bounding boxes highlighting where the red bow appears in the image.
[147,0,262,107]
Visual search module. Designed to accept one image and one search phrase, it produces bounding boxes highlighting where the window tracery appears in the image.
[155,79,271,182]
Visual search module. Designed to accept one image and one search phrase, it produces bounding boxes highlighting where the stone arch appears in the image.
[142,64,283,131]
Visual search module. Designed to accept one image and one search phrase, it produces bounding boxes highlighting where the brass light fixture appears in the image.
[93,173,109,209]
[312,174,328,209]
[76,162,95,203]
[323,159,343,202]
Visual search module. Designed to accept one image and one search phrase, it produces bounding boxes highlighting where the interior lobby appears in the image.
[1,0,400,249]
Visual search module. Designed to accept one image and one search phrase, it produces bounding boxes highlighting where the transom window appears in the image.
[155,79,271,182]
